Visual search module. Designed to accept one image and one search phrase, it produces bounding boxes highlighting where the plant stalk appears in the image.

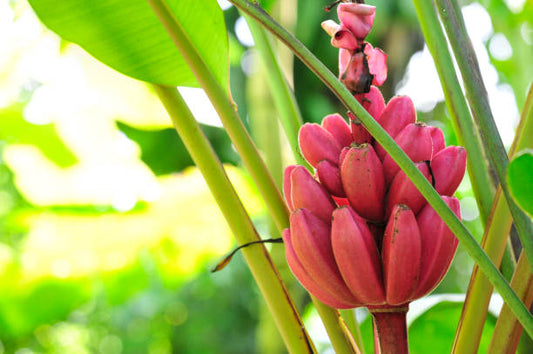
[488,251,533,354]
[410,0,495,223]
[229,0,533,337]
[245,15,309,168]
[313,299,360,354]
[370,307,409,354]
[434,0,533,271]
[340,309,365,353]
[153,85,315,353]
[453,83,533,353]
[146,0,289,233]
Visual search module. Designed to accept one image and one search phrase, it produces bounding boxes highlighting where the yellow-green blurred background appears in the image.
[0,0,532,352]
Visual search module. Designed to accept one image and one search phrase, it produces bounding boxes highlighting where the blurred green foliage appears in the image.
[0,0,532,353]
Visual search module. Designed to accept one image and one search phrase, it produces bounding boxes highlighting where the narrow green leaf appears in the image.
[508,150,533,217]
[28,0,228,89]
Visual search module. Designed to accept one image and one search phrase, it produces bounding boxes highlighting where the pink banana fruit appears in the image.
[375,96,417,160]
[428,126,445,156]
[382,204,422,305]
[340,144,386,221]
[381,123,434,183]
[413,196,461,299]
[332,206,386,304]
[289,166,336,224]
[348,112,372,144]
[339,146,350,167]
[283,229,360,309]
[298,123,341,167]
[431,146,467,196]
[385,162,432,218]
[353,85,386,120]
[290,209,361,305]
[322,113,353,148]
[317,160,345,197]
[283,165,297,211]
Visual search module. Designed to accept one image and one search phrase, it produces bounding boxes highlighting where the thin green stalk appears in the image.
[452,188,513,353]
[228,0,533,337]
[487,82,533,354]
[153,85,315,353]
[340,309,365,353]
[248,64,284,188]
[410,0,496,223]
[453,83,533,353]
[146,0,288,233]
[513,83,533,154]
[488,252,533,354]
[410,0,518,351]
[248,59,287,353]
[501,241,518,282]
[313,299,360,354]
[245,15,309,168]
[434,0,533,271]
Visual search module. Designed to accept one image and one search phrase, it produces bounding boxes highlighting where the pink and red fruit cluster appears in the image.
[282,1,466,309]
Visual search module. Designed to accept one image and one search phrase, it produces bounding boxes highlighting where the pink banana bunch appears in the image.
[283,95,466,309]
[283,1,467,352]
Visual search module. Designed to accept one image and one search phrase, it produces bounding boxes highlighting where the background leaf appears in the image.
[0,105,77,168]
[27,0,228,89]
[507,149,533,217]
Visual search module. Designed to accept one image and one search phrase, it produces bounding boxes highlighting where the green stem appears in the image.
[488,252,533,354]
[340,309,365,354]
[501,241,518,282]
[411,0,495,224]
[146,0,289,233]
[248,56,287,353]
[153,85,315,354]
[228,0,533,338]
[434,0,533,271]
[313,299,359,354]
[452,82,533,353]
[410,0,517,351]
[245,15,309,168]
[452,188,513,353]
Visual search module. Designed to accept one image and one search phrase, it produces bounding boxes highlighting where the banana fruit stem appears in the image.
[370,306,409,354]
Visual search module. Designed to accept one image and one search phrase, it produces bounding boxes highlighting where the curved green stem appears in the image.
[434,0,533,271]
[146,0,289,233]
[228,0,533,338]
[154,85,315,353]
[245,16,309,168]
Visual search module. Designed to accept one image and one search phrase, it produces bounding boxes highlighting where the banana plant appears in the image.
[8,0,532,352]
